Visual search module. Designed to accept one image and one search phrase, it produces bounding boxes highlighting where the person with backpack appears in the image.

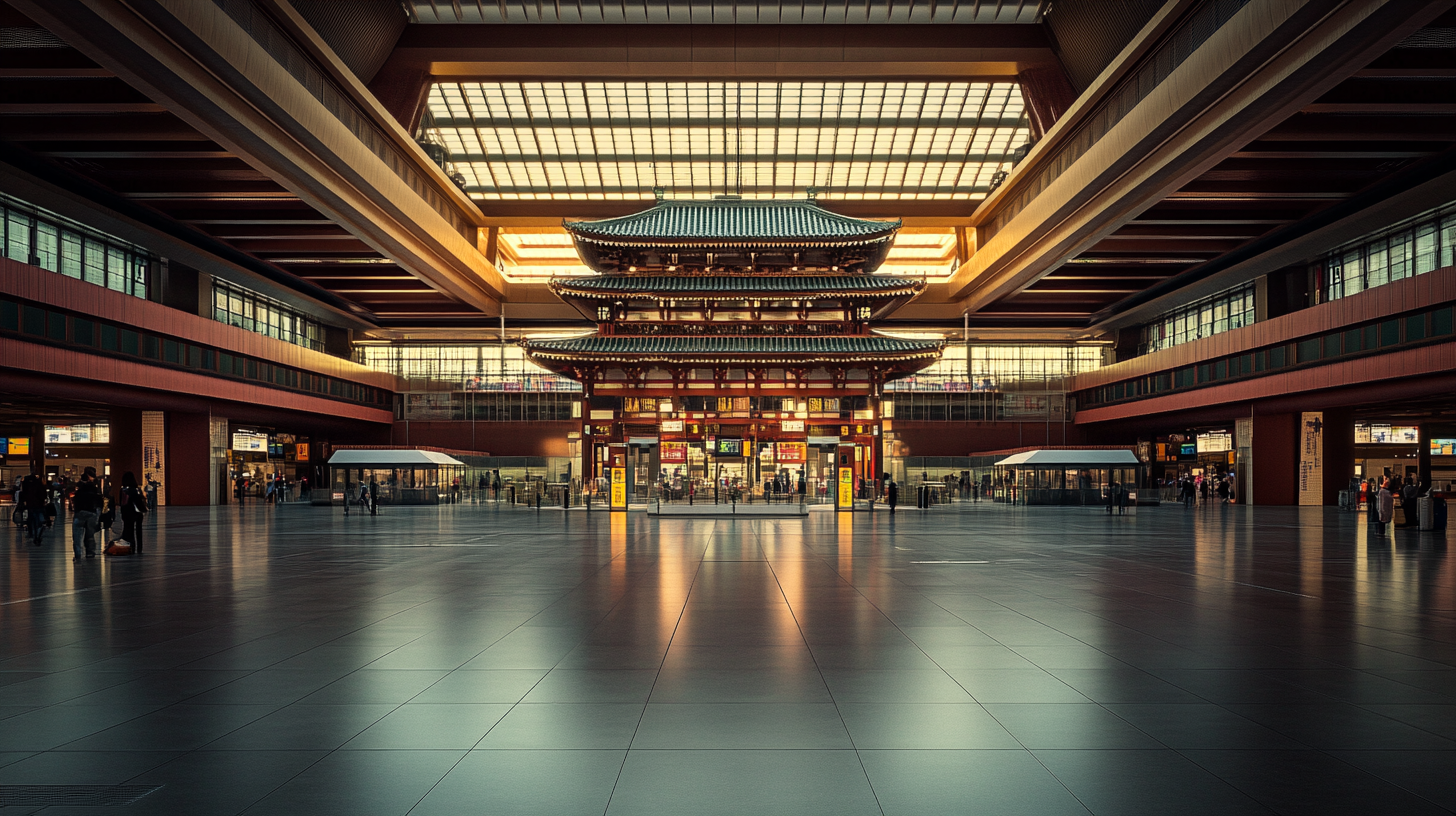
[118,471,149,555]
[70,467,103,561]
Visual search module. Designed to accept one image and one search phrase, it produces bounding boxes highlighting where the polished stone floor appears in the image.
[0,500,1453,815]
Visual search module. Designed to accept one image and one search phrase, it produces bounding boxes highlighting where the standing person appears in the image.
[1377,479,1396,534]
[118,471,148,555]
[368,477,378,516]
[1216,478,1231,504]
[70,467,102,562]
[356,481,370,512]
[19,473,46,546]
[887,478,898,515]
[1401,478,1420,527]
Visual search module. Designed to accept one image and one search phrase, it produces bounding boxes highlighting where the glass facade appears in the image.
[885,343,1103,392]
[1320,202,1456,302]
[1138,283,1256,355]
[1,193,151,299]
[356,343,583,391]
[212,279,324,352]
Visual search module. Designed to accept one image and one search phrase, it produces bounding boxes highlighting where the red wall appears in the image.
[167,411,212,507]
[391,421,577,457]
[1252,413,1298,506]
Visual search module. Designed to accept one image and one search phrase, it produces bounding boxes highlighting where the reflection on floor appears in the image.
[0,501,1453,815]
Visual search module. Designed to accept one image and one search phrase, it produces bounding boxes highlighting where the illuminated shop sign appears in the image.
[7,437,29,456]
[660,419,684,432]
[1196,432,1232,453]
[660,442,688,462]
[713,438,742,456]
[1431,438,1456,456]
[776,442,807,463]
[780,420,805,433]
[1356,423,1419,444]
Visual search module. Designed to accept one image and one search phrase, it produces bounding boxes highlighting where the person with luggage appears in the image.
[18,473,46,546]
[118,471,149,556]
[70,467,102,562]
[1376,479,1396,534]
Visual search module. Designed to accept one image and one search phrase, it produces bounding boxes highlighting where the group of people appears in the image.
[16,468,149,561]
[1175,474,1235,507]
[1367,475,1426,529]
[235,472,309,504]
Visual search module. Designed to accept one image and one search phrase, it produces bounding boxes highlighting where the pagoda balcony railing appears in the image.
[607,321,859,337]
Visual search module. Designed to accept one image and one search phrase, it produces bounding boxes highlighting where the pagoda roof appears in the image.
[550,275,924,299]
[522,335,942,362]
[563,199,899,247]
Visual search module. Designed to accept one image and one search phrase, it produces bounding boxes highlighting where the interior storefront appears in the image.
[228,427,314,500]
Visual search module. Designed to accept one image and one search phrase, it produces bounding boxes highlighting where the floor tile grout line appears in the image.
[400,513,669,816]
[597,519,716,816]
[759,522,888,816]
[812,512,1100,814]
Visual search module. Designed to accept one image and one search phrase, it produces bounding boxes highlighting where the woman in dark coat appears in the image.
[887,479,898,515]
[118,471,148,555]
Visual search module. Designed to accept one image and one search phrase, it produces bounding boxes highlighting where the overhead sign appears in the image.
[7,437,29,456]
[1197,431,1232,453]
[1431,438,1456,456]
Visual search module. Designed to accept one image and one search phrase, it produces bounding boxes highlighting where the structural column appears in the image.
[166,411,212,506]
[109,408,143,501]
[1321,409,1355,507]
[1250,413,1298,506]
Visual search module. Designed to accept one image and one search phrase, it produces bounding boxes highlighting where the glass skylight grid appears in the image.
[424,81,1030,201]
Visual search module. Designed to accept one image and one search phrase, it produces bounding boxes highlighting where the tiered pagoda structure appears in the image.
[522,196,943,502]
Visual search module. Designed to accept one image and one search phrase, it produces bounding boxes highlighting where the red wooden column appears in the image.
[109,408,144,502]
[1251,413,1298,506]
[167,412,212,506]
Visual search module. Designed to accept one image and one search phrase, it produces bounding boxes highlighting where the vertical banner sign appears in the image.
[1298,412,1323,506]
[838,467,854,510]
[142,410,166,506]
[1235,418,1253,506]
[610,466,627,510]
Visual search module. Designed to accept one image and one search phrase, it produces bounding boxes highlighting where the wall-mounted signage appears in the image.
[1299,412,1323,506]
[589,409,615,421]
[660,442,687,463]
[7,437,29,456]
[1179,443,1197,457]
[780,420,805,433]
[43,424,107,444]
[1431,438,1456,456]
[296,443,310,462]
[1197,431,1232,453]
[1357,423,1419,444]
[232,431,268,452]
[713,438,742,456]
[660,419,684,433]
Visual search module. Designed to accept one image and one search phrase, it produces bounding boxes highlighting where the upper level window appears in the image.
[212,279,324,352]
[1320,202,1456,302]
[1139,283,1255,356]
[2,193,151,299]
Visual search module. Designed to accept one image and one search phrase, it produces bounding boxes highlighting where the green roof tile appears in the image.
[523,336,942,356]
[564,199,898,243]
[555,275,920,294]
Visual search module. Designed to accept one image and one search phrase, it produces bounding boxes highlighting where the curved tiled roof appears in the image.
[522,335,942,358]
[564,199,899,244]
[552,275,923,296]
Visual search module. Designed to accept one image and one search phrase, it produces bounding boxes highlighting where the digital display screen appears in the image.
[1432,439,1456,456]
[232,431,267,452]
[714,438,742,456]
[8,438,30,456]
[1180,443,1197,456]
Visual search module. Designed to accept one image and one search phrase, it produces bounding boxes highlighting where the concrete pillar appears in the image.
[109,407,143,501]
[1418,423,1433,491]
[29,421,44,476]
[166,411,212,506]
[1322,409,1355,506]
[1251,413,1298,506]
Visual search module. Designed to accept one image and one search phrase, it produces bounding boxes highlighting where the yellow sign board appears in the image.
[838,467,854,510]
[610,466,627,510]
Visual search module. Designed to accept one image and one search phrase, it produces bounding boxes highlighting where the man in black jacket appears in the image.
[71,467,102,561]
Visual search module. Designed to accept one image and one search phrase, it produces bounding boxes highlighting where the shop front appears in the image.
[326,449,465,505]
[228,427,314,500]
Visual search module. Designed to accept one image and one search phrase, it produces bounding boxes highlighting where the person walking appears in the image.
[887,479,898,515]
[368,477,378,516]
[118,471,148,555]
[355,481,370,513]
[1400,477,1420,527]
[70,467,102,562]
[19,473,46,546]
